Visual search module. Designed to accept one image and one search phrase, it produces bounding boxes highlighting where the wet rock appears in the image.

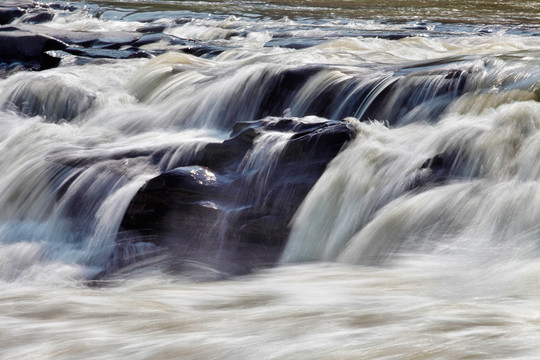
[0,0,34,25]
[359,67,470,125]
[181,44,227,58]
[0,21,146,69]
[0,7,24,24]
[40,50,73,70]
[114,117,356,277]
[131,33,185,47]
[175,18,192,25]
[12,24,142,48]
[255,66,322,118]
[4,75,96,121]
[412,153,455,188]
[64,47,152,60]
[408,148,479,191]
[0,62,25,78]
[265,36,328,49]
[21,10,55,24]
[0,28,68,62]
[199,127,259,171]
[136,24,168,34]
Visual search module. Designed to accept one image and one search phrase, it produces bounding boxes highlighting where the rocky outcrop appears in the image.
[112,117,355,276]
[0,1,232,73]
[0,23,147,71]
[0,27,67,62]
[0,2,71,72]
[0,0,34,25]
[0,2,154,72]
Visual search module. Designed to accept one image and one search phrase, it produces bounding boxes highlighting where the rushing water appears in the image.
[1,0,540,358]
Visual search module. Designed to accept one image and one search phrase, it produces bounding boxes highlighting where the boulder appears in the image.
[40,50,73,70]
[113,117,356,276]
[0,29,67,62]
[21,10,55,24]
[0,22,145,70]
[0,0,34,25]
[12,24,142,48]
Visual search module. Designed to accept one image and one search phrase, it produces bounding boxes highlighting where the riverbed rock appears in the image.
[20,8,55,24]
[113,117,356,277]
[0,28,68,63]
[0,12,147,70]
[64,47,152,60]
[0,0,34,24]
[408,147,480,191]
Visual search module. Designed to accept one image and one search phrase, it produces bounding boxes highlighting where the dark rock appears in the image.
[404,25,428,31]
[420,154,446,170]
[412,153,454,188]
[22,10,55,24]
[145,166,219,194]
[64,47,152,60]
[50,3,77,12]
[175,18,192,25]
[285,120,355,160]
[199,127,259,171]
[10,24,142,48]
[356,67,470,125]
[0,0,34,25]
[0,22,148,69]
[40,50,73,70]
[264,36,328,49]
[120,166,223,232]
[113,117,356,277]
[132,33,178,47]
[0,7,24,24]
[181,44,226,58]
[255,66,322,119]
[0,29,68,62]
[136,24,167,34]
[0,62,25,78]
[408,148,479,191]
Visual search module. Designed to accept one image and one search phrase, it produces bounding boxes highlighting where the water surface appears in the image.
[1,0,540,358]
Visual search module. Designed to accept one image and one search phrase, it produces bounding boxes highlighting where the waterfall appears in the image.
[3,1,540,359]
[283,97,540,265]
[0,0,538,281]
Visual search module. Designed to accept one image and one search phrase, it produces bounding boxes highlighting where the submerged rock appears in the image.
[64,47,152,60]
[408,147,480,191]
[3,73,96,121]
[113,117,355,277]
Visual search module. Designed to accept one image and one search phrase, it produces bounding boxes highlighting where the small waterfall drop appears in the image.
[237,131,294,203]
[3,1,540,358]
[282,99,540,264]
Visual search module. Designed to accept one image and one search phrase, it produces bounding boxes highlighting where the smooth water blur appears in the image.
[3,262,540,359]
[1,0,540,358]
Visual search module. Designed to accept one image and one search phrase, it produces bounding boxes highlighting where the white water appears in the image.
[4,262,540,359]
[1,1,540,358]
[283,100,540,263]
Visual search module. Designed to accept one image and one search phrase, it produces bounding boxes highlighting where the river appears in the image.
[1,0,540,358]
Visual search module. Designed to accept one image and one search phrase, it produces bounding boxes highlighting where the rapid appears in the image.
[1,0,540,358]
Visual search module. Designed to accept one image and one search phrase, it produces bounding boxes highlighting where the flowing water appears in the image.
[1,0,540,358]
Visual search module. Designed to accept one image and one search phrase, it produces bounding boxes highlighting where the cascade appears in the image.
[3,1,540,359]
[0,0,539,280]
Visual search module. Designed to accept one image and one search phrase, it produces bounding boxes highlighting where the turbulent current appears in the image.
[1,0,540,359]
